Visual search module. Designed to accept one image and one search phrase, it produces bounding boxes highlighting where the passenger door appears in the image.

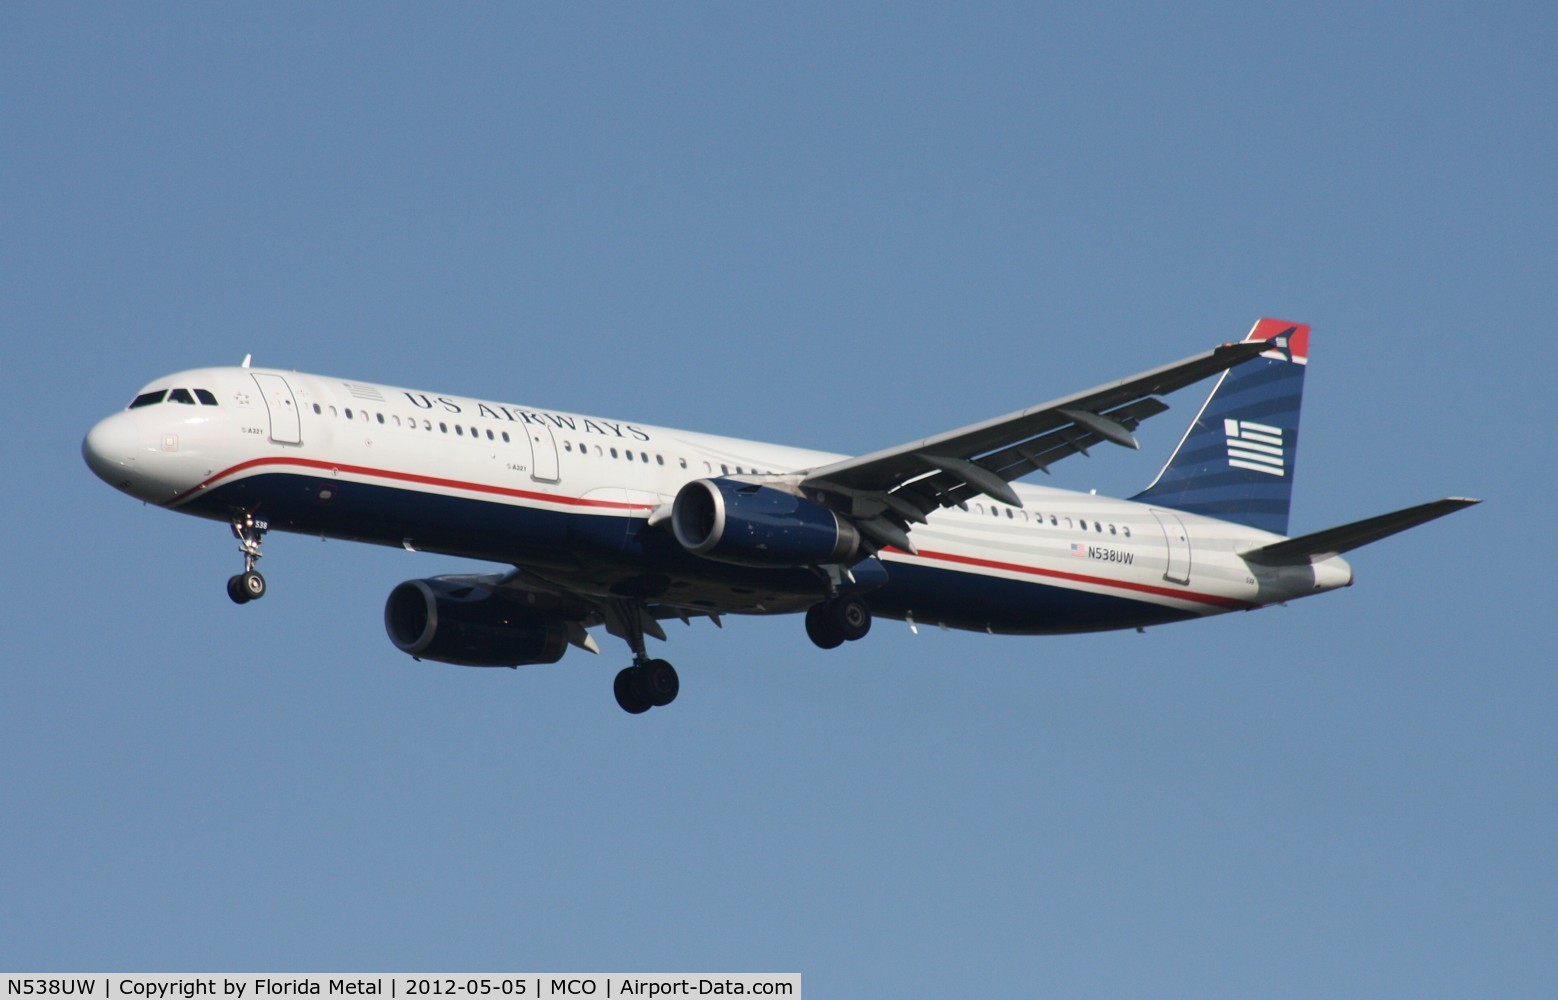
[1149,508,1192,585]
[251,373,302,445]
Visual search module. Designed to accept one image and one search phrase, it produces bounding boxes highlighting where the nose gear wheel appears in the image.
[226,513,269,604]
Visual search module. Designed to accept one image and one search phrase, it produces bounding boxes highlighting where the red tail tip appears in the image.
[1245,318,1310,365]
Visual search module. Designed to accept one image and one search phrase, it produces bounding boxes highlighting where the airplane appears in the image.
[82,319,1478,713]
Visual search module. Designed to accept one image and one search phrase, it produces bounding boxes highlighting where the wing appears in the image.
[486,567,725,651]
[799,339,1273,553]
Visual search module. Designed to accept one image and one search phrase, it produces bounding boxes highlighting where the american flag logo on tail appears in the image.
[1225,419,1285,476]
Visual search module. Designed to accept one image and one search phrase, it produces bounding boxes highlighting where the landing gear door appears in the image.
[528,420,560,482]
[251,373,302,445]
[1150,508,1192,585]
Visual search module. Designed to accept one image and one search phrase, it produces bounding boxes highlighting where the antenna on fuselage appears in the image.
[241,354,252,369]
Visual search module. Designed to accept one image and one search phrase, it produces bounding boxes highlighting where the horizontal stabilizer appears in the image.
[1239,497,1481,565]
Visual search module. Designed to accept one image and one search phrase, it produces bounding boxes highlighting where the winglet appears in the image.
[1246,317,1309,365]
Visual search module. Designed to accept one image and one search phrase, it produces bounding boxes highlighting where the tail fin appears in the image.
[1131,318,1310,535]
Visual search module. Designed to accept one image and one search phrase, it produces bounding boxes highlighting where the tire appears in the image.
[805,604,844,649]
[829,594,872,642]
[613,667,652,714]
[240,570,267,601]
[643,659,680,707]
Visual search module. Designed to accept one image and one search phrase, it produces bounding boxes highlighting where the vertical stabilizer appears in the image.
[1131,319,1309,535]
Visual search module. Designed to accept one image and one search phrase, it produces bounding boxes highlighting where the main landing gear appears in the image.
[805,593,872,649]
[226,512,269,605]
[610,600,680,715]
[613,658,680,715]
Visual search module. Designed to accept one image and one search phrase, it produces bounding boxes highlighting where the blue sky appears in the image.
[3,3,1553,995]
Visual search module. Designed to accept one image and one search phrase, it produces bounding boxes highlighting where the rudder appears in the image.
[1131,319,1309,535]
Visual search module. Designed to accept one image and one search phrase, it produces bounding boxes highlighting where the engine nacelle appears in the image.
[671,478,861,567]
[384,577,569,668]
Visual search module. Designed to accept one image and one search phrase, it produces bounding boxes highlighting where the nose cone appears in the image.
[83,412,140,490]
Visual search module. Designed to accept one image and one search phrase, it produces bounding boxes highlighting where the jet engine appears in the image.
[384,577,569,668]
[671,478,861,567]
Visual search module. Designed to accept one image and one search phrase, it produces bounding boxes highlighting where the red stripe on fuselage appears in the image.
[168,456,656,511]
[882,546,1255,611]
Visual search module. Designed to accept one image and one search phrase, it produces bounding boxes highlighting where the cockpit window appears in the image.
[195,389,218,405]
[168,388,196,404]
[129,390,167,409]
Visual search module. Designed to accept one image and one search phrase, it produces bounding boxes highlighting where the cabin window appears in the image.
[129,390,166,409]
[195,389,218,405]
[168,388,195,405]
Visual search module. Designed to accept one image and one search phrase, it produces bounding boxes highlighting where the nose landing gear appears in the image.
[226,513,269,605]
